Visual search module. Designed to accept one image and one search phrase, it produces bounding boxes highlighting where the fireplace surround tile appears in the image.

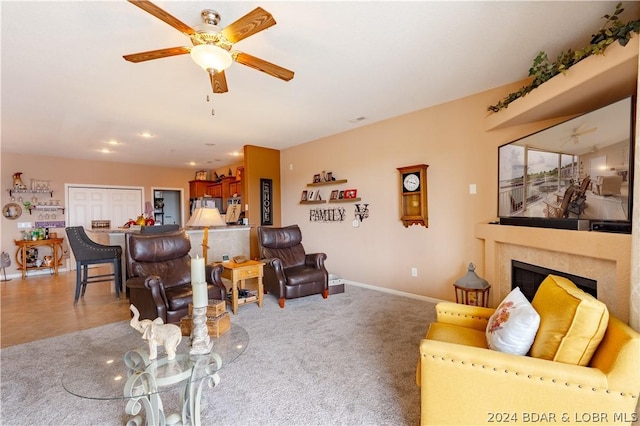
[476,223,631,322]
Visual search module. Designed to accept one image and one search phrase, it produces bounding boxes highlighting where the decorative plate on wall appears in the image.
[2,202,22,220]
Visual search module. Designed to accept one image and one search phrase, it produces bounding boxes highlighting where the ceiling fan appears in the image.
[123,0,294,93]
[559,123,597,147]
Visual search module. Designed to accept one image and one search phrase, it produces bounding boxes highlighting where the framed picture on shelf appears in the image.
[338,190,345,200]
[313,174,321,183]
[195,170,208,181]
[330,190,339,200]
[301,190,308,201]
[326,172,333,181]
[344,189,357,199]
[308,190,316,201]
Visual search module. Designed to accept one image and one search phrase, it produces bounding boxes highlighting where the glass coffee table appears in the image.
[62,323,248,426]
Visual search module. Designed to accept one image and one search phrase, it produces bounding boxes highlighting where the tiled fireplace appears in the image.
[511,260,597,301]
[475,223,631,322]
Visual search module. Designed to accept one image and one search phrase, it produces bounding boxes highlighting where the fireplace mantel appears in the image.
[475,223,631,322]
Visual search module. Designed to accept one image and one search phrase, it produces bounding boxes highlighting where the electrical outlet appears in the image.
[17,222,32,229]
[411,267,418,277]
[469,184,477,194]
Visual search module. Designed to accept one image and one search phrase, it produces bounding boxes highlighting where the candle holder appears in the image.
[189,306,213,355]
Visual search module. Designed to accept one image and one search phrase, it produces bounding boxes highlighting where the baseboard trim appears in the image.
[343,280,445,304]
[3,267,70,280]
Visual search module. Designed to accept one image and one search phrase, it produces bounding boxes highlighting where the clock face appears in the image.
[403,173,420,192]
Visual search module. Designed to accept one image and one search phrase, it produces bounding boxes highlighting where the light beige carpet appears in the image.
[0,284,437,425]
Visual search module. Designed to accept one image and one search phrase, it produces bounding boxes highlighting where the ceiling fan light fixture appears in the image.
[190,44,232,73]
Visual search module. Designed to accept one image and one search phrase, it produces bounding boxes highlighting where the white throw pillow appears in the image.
[486,287,540,355]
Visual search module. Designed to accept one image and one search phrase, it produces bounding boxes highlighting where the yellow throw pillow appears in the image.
[530,275,608,366]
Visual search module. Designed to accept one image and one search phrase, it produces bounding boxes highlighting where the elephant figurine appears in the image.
[129,304,182,360]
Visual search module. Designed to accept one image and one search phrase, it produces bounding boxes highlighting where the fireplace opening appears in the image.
[511,260,597,302]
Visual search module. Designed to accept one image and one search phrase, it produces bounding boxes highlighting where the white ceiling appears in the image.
[2,1,638,169]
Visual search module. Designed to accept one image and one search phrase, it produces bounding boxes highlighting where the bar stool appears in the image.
[65,226,123,304]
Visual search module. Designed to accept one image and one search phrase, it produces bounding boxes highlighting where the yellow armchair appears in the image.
[418,301,640,425]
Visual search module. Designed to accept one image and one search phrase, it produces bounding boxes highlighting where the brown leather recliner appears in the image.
[258,225,328,308]
[125,230,226,323]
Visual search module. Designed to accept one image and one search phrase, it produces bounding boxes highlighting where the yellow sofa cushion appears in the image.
[425,322,488,349]
[530,275,608,366]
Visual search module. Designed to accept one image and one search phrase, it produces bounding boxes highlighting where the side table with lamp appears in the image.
[453,263,491,307]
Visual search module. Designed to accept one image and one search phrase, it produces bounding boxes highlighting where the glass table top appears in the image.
[62,323,248,400]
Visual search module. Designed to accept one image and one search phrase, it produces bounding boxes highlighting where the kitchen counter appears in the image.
[86,226,251,267]
[88,225,249,233]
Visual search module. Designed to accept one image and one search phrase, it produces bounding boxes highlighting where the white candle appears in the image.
[191,256,205,284]
[191,256,208,308]
[192,281,208,308]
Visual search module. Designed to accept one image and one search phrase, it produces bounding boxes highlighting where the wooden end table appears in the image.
[220,260,264,314]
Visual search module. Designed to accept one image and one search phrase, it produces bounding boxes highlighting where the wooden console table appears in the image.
[14,238,64,278]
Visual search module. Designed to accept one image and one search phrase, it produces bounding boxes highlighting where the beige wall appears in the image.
[1,153,195,275]
[280,82,634,306]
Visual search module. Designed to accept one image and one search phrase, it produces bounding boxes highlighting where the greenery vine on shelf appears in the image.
[488,2,640,113]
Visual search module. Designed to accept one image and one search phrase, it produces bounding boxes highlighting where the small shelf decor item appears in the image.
[330,190,338,200]
[397,164,429,228]
[453,263,491,307]
[195,170,208,181]
[301,190,308,201]
[344,189,357,199]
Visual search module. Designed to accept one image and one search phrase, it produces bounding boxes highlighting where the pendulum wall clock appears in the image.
[397,164,429,228]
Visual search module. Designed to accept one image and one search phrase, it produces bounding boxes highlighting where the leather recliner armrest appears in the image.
[262,257,284,273]
[206,263,227,300]
[261,257,287,294]
[305,252,327,269]
[144,275,170,317]
[126,275,170,321]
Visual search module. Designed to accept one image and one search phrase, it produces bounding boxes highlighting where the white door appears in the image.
[66,186,143,275]
[67,186,143,228]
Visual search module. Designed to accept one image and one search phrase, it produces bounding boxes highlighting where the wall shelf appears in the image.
[307,179,347,187]
[28,206,65,215]
[329,198,361,203]
[8,189,54,197]
[485,35,638,130]
[300,200,326,205]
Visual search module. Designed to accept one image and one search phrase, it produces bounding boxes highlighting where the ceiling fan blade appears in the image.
[123,47,190,63]
[128,0,195,36]
[210,71,229,93]
[221,7,276,44]
[233,52,294,81]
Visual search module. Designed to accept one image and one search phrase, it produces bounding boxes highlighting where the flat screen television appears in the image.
[498,96,634,233]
